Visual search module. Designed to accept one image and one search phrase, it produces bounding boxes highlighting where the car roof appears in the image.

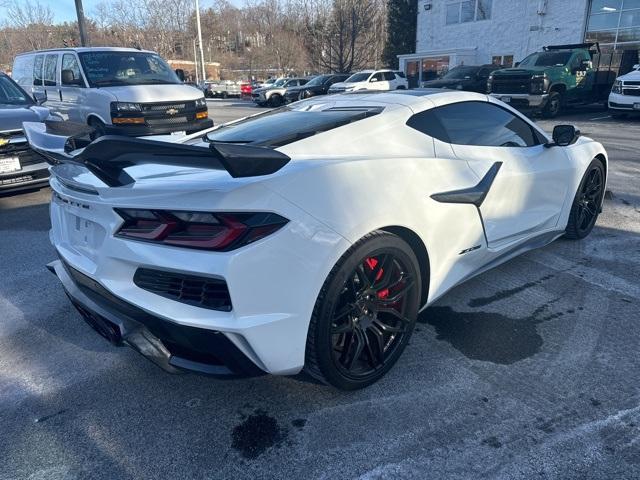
[16,47,156,56]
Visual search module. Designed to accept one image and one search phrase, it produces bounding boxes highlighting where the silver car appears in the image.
[0,73,56,195]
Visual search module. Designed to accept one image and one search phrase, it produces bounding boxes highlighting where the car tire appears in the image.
[221,91,228,99]
[269,94,283,107]
[88,118,106,140]
[564,158,605,240]
[542,91,562,118]
[305,231,422,390]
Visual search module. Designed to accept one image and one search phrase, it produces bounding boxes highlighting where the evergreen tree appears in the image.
[383,0,417,69]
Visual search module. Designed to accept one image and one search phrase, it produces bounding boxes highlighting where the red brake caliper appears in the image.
[365,257,388,299]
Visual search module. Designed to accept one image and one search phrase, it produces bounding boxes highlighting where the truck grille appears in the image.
[133,268,232,311]
[141,102,194,114]
[146,116,190,126]
[0,131,46,167]
[622,88,640,96]
[491,75,531,94]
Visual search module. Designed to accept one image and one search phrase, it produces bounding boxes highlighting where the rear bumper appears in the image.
[48,258,264,377]
[104,117,213,136]
[490,93,549,109]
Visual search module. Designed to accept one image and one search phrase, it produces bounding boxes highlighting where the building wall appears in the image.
[415,0,590,65]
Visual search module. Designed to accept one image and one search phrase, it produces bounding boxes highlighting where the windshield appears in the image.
[519,51,572,67]
[0,75,32,105]
[345,72,371,83]
[272,78,287,87]
[205,106,382,147]
[443,66,479,80]
[78,51,180,87]
[305,75,329,87]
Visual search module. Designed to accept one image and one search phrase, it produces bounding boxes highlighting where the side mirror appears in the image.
[33,91,47,105]
[175,68,185,82]
[549,125,580,147]
[370,77,378,82]
[61,69,79,86]
[514,62,520,67]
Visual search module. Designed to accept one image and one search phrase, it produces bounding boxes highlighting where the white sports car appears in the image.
[25,90,607,390]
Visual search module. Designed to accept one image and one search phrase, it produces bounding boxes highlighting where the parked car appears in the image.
[422,64,502,93]
[27,90,607,390]
[328,69,408,94]
[12,47,213,137]
[0,73,57,195]
[608,64,640,118]
[252,77,309,107]
[204,81,242,99]
[284,74,351,103]
[488,43,638,118]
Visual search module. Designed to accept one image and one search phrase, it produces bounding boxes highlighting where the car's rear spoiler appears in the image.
[23,121,291,187]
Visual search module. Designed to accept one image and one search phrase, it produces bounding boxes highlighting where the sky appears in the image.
[1,0,242,24]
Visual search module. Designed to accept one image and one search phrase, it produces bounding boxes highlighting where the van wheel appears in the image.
[542,91,562,118]
[88,118,106,140]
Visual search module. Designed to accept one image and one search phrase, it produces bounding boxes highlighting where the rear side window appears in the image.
[33,55,44,86]
[407,101,538,147]
[205,106,383,147]
[43,54,58,86]
[12,55,34,87]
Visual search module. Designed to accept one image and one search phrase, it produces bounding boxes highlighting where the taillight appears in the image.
[114,209,288,251]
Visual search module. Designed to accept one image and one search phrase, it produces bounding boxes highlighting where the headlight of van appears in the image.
[195,97,207,108]
[112,102,142,112]
[612,80,622,94]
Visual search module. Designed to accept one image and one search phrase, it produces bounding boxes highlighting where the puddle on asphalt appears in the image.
[231,409,286,459]
[419,306,544,364]
[467,274,555,308]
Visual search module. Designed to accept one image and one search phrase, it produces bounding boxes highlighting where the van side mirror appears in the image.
[175,68,185,82]
[370,77,378,82]
[33,91,47,105]
[549,125,580,147]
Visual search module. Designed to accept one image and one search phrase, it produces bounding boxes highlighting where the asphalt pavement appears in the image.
[1,102,639,480]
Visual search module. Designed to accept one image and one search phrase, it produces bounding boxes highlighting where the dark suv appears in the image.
[422,64,501,93]
[284,74,351,103]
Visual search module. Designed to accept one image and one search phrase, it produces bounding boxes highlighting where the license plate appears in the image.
[634,103,640,110]
[171,131,186,136]
[501,96,512,103]
[0,156,21,174]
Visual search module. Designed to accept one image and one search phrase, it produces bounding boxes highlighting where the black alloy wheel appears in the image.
[565,158,605,239]
[305,231,421,390]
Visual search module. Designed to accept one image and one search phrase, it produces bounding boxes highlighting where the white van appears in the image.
[12,47,212,137]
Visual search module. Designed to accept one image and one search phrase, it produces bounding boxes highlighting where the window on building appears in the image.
[587,0,640,48]
[492,55,514,67]
[445,0,492,25]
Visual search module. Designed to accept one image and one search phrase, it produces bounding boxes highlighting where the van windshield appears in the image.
[78,51,181,87]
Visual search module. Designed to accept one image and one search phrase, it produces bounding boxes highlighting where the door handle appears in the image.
[59,89,62,101]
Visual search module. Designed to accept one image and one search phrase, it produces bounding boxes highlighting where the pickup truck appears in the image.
[489,43,638,118]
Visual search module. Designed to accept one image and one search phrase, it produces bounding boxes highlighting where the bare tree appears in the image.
[5,0,54,50]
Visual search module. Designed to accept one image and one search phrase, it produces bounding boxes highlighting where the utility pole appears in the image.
[194,0,207,81]
[74,0,88,46]
[193,39,199,84]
